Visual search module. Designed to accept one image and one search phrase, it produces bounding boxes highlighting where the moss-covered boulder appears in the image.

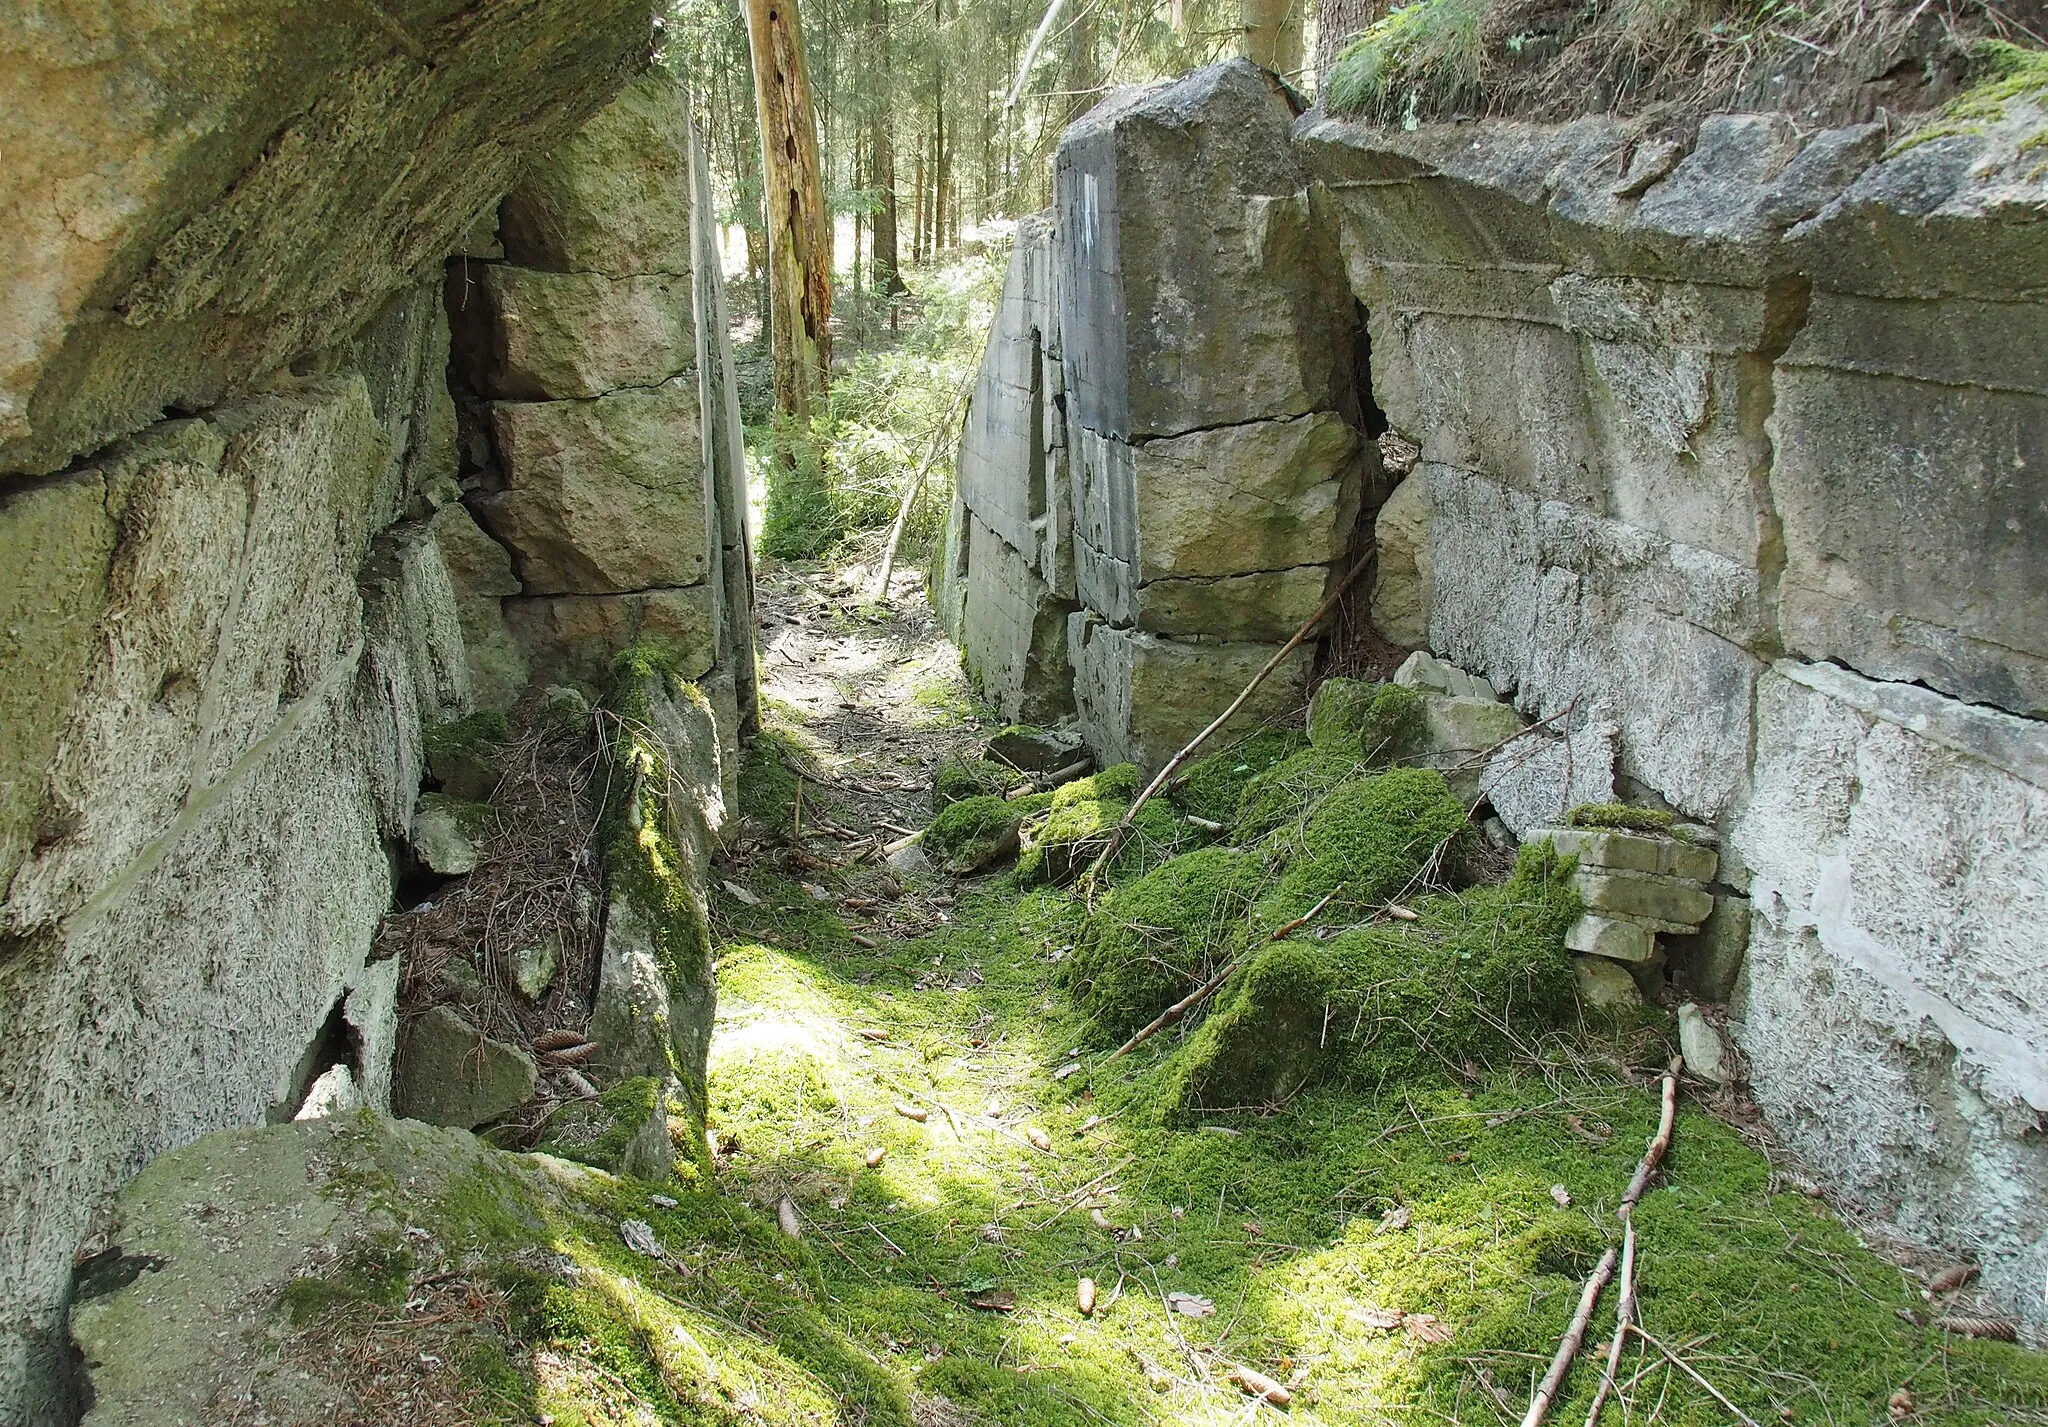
[68,1114,908,1427]
[1064,847,1270,1033]
[1307,677,1423,761]
[923,794,1031,874]
[535,1075,679,1181]
[1232,745,1366,840]
[1015,763,1188,885]
[591,648,723,1156]
[1160,845,1580,1113]
[1170,728,1307,825]
[1264,765,1470,918]
[393,1005,536,1128]
[408,792,491,876]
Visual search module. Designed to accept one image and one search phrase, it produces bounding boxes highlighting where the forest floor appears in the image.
[684,558,2047,1427]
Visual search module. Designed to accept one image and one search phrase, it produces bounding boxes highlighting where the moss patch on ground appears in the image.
[698,880,2047,1427]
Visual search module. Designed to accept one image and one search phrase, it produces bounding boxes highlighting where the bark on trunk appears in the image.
[1241,0,1304,79]
[1312,0,1385,89]
[744,0,833,419]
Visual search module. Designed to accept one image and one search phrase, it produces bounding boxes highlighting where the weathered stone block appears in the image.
[410,794,488,877]
[431,502,529,711]
[956,214,1060,559]
[1394,650,1496,702]
[395,1005,537,1128]
[1481,719,1617,837]
[482,376,708,595]
[1573,953,1645,1007]
[1770,363,2048,717]
[1132,412,1362,582]
[1545,827,1718,883]
[465,266,696,400]
[961,518,1077,727]
[1732,658,2048,1325]
[1370,473,1432,648]
[1068,612,1312,773]
[1669,894,1750,1002]
[0,0,654,477]
[1676,1002,1733,1083]
[505,586,717,689]
[499,65,693,277]
[1136,567,1329,642]
[1574,869,1713,928]
[1424,463,1765,821]
[1566,914,1658,964]
[1055,62,1355,440]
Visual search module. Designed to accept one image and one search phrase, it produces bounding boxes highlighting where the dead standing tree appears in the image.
[744,0,834,419]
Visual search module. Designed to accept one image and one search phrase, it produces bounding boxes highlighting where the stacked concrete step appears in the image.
[1539,826,1719,964]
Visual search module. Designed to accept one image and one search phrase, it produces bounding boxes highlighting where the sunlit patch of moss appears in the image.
[1898,39,2048,147]
[1015,763,1188,886]
[702,856,2048,1427]
[279,1233,413,1324]
[910,673,979,727]
[1155,842,1578,1113]
[1172,728,1309,825]
[1264,765,1469,919]
[534,1077,668,1178]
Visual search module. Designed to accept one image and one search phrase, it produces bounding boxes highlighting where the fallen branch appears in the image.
[1104,884,1343,1064]
[1631,1327,1763,1427]
[1090,546,1375,880]
[1621,1057,1682,1218]
[1581,1220,1636,1427]
[1527,1056,1683,1427]
[871,372,976,601]
[1522,1247,1619,1427]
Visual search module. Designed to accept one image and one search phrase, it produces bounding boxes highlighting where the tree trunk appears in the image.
[868,0,906,294]
[1241,0,1304,79]
[744,0,833,419]
[1063,0,1097,127]
[1312,0,1385,89]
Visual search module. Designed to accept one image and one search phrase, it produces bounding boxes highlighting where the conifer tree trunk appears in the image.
[744,0,833,418]
[868,0,906,294]
[1241,0,1304,78]
[1312,0,1385,88]
[1063,0,1098,126]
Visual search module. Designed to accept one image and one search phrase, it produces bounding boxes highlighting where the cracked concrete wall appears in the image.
[937,61,1374,757]
[1297,102,2048,1333]
[0,10,774,1419]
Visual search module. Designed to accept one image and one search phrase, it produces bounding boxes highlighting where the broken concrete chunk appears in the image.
[1677,1002,1733,1084]
[1565,914,1658,964]
[1394,650,1498,703]
[1572,954,1645,1009]
[1371,476,1433,649]
[536,1075,677,1182]
[411,793,489,876]
[1669,895,1751,1002]
[1573,868,1714,929]
[985,725,1087,773]
[396,1005,537,1128]
[1545,826,1719,883]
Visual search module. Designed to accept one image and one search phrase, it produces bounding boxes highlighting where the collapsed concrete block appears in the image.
[1566,914,1658,964]
[395,1005,537,1128]
[1395,650,1499,702]
[505,586,717,688]
[1371,473,1433,648]
[1546,826,1718,882]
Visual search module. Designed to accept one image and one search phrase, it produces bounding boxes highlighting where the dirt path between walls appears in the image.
[695,562,2044,1427]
